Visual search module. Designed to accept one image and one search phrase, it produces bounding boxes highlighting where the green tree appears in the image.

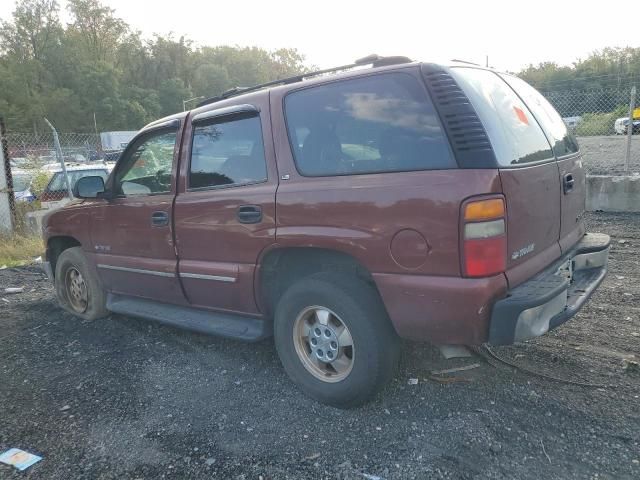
[0,0,309,132]
[192,63,230,97]
[158,78,191,116]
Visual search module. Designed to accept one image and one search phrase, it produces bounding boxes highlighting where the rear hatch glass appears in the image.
[450,67,561,286]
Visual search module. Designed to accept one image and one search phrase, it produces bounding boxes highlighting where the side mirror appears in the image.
[73,176,105,199]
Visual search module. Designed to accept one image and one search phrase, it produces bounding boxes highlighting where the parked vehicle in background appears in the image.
[42,55,610,408]
[614,117,640,135]
[40,163,112,210]
[100,131,136,164]
[11,169,36,202]
[100,131,137,151]
[103,150,123,162]
[562,116,581,132]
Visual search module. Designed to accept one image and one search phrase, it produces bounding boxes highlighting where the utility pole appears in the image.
[625,86,636,175]
[44,118,74,200]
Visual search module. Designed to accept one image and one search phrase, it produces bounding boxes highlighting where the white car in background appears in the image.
[40,163,113,210]
[615,117,640,135]
[11,169,36,202]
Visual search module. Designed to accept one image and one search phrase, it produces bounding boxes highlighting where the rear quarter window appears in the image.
[451,67,554,167]
[284,72,455,176]
[500,74,579,157]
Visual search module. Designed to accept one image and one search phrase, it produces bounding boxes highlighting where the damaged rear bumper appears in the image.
[488,233,610,345]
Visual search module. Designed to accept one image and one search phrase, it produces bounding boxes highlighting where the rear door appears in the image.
[451,67,562,288]
[500,74,586,253]
[173,96,277,315]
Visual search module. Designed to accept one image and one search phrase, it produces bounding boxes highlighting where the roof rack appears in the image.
[450,59,481,66]
[197,54,412,108]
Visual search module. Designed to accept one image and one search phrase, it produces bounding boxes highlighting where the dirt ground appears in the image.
[0,212,639,480]
[578,135,640,175]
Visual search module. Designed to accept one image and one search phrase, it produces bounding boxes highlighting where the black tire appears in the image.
[55,246,108,321]
[274,272,401,408]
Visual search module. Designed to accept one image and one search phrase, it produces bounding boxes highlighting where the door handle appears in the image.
[236,205,262,224]
[563,173,575,194]
[151,211,169,227]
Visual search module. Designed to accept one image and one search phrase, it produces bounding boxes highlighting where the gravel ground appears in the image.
[1,212,639,480]
[578,135,640,175]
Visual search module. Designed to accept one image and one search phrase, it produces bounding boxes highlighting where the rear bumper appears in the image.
[488,233,610,345]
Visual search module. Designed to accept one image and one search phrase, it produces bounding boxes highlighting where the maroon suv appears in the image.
[42,55,610,407]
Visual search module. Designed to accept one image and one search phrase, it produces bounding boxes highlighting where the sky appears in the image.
[1,0,637,72]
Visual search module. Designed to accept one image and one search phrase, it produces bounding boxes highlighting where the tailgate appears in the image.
[500,74,586,256]
[557,155,586,252]
[450,67,563,288]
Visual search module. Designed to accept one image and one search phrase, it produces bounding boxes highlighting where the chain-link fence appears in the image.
[0,120,121,236]
[542,86,639,175]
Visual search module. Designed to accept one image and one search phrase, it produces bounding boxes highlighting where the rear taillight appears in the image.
[462,197,507,277]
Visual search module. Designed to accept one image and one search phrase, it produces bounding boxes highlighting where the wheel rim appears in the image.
[293,306,354,383]
[65,267,88,313]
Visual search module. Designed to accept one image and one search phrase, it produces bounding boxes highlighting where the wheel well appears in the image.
[47,236,81,276]
[259,247,376,315]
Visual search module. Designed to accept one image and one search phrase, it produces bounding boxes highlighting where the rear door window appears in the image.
[284,73,454,176]
[500,74,579,157]
[451,67,554,166]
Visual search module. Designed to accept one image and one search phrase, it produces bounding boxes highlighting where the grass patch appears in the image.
[0,234,43,267]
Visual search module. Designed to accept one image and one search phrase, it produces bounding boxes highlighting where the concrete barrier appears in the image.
[587,175,640,212]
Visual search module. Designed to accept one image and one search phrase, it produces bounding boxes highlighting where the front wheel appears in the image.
[55,247,108,321]
[274,272,400,408]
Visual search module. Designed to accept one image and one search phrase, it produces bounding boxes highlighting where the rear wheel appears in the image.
[55,247,108,320]
[274,272,400,408]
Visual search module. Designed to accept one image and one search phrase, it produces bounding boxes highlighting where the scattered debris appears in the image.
[362,473,383,480]
[407,378,419,385]
[205,458,216,466]
[33,256,43,264]
[0,448,42,471]
[431,363,481,375]
[303,452,320,462]
[482,345,611,388]
[60,405,71,411]
[541,439,551,464]
[438,345,473,359]
[0,265,6,270]
[618,239,627,244]
[3,287,24,294]
[427,375,471,384]
[622,359,639,373]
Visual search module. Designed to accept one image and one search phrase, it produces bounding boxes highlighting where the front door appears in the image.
[91,122,186,304]
[173,97,277,315]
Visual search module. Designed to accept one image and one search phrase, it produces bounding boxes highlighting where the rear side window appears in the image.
[501,74,579,157]
[189,114,267,189]
[284,73,454,176]
[451,68,553,166]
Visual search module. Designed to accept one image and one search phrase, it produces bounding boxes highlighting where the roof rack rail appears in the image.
[450,59,481,66]
[197,54,412,108]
